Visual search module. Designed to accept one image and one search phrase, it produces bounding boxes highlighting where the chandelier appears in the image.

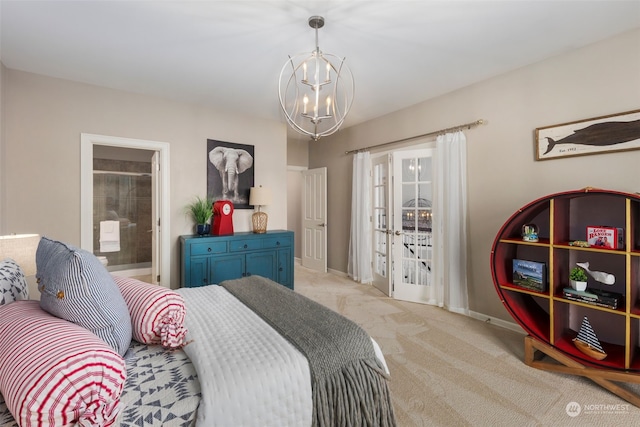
[278,16,354,141]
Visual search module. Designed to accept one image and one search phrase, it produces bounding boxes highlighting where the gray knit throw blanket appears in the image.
[221,276,396,427]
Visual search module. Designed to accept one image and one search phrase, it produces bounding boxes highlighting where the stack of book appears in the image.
[563,287,623,309]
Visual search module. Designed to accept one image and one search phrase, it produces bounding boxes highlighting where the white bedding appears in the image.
[176,285,389,427]
[177,286,312,427]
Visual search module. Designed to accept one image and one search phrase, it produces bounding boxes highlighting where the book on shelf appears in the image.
[562,287,623,309]
[512,259,546,292]
[586,225,624,249]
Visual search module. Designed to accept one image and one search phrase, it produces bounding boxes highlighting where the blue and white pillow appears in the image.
[0,258,29,305]
[36,237,132,356]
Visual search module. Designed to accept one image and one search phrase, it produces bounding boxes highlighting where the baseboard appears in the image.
[294,259,346,277]
[468,310,525,334]
[328,267,348,278]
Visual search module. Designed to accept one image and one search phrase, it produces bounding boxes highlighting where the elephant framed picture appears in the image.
[207,139,255,209]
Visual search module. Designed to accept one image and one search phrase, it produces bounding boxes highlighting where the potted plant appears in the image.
[569,266,588,292]
[186,196,214,235]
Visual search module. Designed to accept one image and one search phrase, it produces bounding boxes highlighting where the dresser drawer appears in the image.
[190,241,227,256]
[229,239,262,252]
[262,236,292,249]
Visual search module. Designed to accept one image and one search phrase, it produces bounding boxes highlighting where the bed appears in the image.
[0,238,395,427]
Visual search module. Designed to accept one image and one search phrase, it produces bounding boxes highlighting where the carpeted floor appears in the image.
[293,265,640,426]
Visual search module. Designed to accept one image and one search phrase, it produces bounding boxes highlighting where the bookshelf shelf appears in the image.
[491,188,640,405]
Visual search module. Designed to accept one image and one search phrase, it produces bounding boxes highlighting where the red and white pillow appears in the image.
[0,301,126,426]
[113,276,188,349]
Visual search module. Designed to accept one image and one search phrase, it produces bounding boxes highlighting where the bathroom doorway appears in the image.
[92,147,153,279]
[81,134,171,287]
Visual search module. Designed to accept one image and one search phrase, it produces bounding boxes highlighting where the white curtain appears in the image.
[348,151,373,283]
[431,131,469,314]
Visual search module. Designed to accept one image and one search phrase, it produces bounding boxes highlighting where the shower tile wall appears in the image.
[93,159,152,270]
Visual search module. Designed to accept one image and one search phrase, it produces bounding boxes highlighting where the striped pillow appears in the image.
[0,300,126,427]
[36,237,132,356]
[113,276,188,349]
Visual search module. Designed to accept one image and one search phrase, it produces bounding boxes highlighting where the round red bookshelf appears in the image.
[490,188,640,371]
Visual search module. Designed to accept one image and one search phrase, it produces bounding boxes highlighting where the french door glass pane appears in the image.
[402,259,415,285]
[375,251,386,277]
[374,186,386,209]
[373,208,386,229]
[399,154,432,288]
[417,183,431,201]
[402,158,416,181]
[418,157,432,181]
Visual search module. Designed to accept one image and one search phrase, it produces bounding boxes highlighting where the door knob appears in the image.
[395,230,403,236]
[318,223,326,227]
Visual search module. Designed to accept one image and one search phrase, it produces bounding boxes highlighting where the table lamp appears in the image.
[249,186,272,234]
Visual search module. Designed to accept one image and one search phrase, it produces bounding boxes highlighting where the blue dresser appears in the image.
[180,230,294,289]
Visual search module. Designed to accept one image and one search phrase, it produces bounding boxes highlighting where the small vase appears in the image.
[570,279,587,292]
[196,224,211,236]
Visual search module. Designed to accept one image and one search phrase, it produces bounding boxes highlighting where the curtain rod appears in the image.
[344,119,485,155]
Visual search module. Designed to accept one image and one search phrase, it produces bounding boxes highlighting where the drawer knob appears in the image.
[244,244,248,248]
[276,241,280,246]
[208,247,212,252]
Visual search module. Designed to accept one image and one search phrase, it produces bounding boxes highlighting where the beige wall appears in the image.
[287,137,309,168]
[1,70,288,287]
[287,167,304,259]
[310,28,640,322]
[286,137,309,259]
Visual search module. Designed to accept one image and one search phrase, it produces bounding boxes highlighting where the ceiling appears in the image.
[1,1,639,136]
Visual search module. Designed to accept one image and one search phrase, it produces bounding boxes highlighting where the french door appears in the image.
[371,155,391,296]
[370,149,434,303]
[391,149,435,303]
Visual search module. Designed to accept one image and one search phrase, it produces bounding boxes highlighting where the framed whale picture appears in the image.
[535,109,640,160]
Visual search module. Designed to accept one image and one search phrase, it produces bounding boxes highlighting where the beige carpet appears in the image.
[294,265,640,426]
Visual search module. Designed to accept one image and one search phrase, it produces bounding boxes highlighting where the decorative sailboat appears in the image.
[573,316,607,360]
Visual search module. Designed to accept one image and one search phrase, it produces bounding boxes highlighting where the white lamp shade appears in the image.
[0,234,40,276]
[249,186,272,206]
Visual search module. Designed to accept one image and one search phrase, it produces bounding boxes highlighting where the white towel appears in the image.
[100,220,121,253]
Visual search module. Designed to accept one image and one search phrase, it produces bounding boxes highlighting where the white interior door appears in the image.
[392,149,434,303]
[371,155,392,296]
[151,152,160,284]
[302,167,327,272]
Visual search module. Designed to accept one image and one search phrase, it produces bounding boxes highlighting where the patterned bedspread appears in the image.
[0,341,201,427]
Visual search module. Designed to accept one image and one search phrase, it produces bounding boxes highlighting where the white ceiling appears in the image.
[1,1,639,134]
